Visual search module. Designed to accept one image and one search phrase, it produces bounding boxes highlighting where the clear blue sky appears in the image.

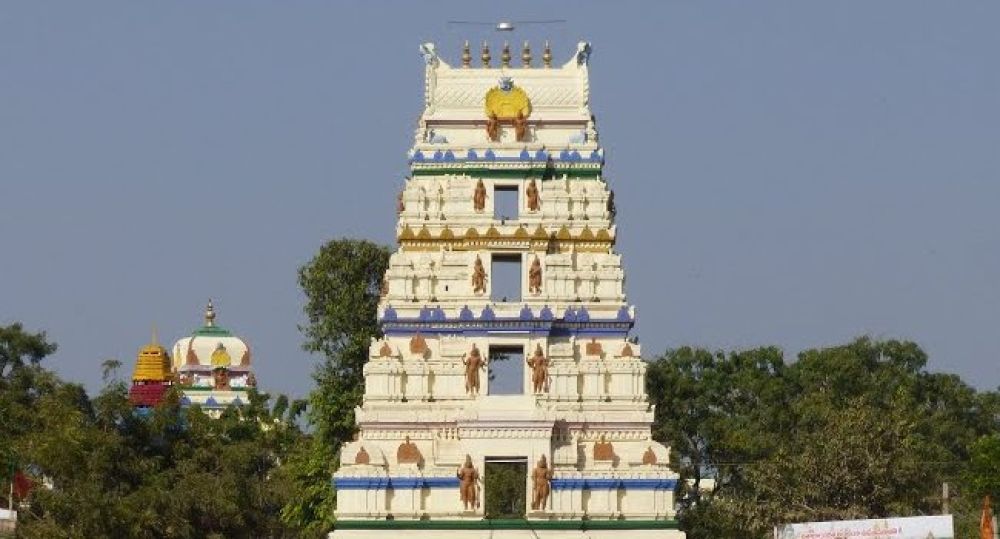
[2,2,997,399]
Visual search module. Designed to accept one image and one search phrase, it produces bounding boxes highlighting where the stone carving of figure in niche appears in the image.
[593,434,615,461]
[528,256,542,295]
[526,179,540,212]
[607,189,616,219]
[397,188,405,214]
[526,344,548,394]
[531,455,553,511]
[473,180,487,212]
[213,368,230,390]
[486,113,500,142]
[462,344,486,394]
[397,436,422,465]
[514,111,529,142]
[456,455,479,510]
[471,255,487,294]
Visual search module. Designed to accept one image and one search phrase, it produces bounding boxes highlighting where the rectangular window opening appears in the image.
[494,185,519,221]
[488,345,524,396]
[490,254,521,303]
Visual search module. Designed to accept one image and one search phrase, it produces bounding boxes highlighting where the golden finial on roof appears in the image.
[205,299,216,327]
[501,41,511,67]
[542,40,552,68]
[461,40,471,68]
[151,324,158,346]
[521,41,532,67]
[480,41,491,67]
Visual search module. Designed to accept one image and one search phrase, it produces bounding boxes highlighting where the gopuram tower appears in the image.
[331,41,683,539]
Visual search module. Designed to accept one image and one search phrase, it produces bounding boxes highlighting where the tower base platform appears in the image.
[329,520,685,539]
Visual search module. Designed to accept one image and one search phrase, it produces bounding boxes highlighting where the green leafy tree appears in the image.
[281,238,390,536]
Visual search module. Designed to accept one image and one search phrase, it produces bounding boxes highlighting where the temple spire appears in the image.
[204,299,216,327]
[521,41,532,67]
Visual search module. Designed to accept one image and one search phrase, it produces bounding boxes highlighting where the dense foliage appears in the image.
[648,338,1000,539]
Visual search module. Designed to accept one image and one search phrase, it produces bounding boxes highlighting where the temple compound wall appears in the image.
[330,41,684,539]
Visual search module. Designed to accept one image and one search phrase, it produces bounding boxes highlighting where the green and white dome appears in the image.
[172,300,251,371]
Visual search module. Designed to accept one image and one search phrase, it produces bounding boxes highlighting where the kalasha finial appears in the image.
[542,40,552,68]
[481,41,491,67]
[205,299,216,327]
[521,41,532,67]
[461,40,471,68]
[501,41,511,67]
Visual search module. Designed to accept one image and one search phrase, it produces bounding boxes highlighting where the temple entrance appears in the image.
[484,457,527,519]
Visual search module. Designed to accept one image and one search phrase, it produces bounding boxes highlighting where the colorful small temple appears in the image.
[128,300,258,416]
[329,41,684,538]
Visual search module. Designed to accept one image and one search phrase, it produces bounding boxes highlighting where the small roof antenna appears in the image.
[447,19,567,33]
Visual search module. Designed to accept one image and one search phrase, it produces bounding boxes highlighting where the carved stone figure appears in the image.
[245,371,257,388]
[355,446,370,465]
[397,189,405,214]
[593,435,615,461]
[526,344,548,393]
[607,189,616,219]
[531,455,553,511]
[471,255,487,294]
[463,344,486,394]
[397,436,422,465]
[585,338,603,356]
[212,368,230,390]
[473,180,487,212]
[380,276,389,298]
[528,256,542,295]
[456,455,479,510]
[514,111,528,142]
[486,113,500,141]
[526,179,540,212]
[379,340,393,358]
[620,343,635,358]
[409,333,428,356]
[642,446,657,465]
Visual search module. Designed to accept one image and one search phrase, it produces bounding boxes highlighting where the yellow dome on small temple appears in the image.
[132,331,171,382]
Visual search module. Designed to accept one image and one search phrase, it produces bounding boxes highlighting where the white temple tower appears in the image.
[331,41,684,538]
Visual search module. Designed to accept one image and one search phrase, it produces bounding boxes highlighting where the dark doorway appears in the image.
[488,345,524,395]
[484,458,527,519]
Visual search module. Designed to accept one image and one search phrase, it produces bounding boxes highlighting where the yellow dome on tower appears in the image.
[132,331,171,383]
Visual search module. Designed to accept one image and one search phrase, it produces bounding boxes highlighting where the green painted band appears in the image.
[333,519,679,531]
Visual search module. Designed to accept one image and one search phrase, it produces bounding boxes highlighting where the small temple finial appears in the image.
[542,40,552,68]
[151,324,158,346]
[481,41,491,67]
[501,41,511,67]
[521,41,532,67]
[205,299,216,327]
[461,40,471,68]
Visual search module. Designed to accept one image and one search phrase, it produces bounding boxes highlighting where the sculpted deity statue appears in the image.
[245,371,257,388]
[213,368,230,390]
[525,179,540,212]
[397,189,405,214]
[593,434,615,461]
[471,255,487,294]
[526,344,548,393]
[473,179,487,212]
[528,256,542,295]
[486,113,500,141]
[456,455,479,510]
[607,189,616,219]
[531,455,553,511]
[514,111,529,142]
[462,344,486,394]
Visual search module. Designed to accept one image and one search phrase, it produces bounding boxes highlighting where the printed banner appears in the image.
[775,515,954,539]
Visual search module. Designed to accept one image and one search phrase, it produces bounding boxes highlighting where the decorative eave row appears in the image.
[398,224,614,252]
[409,150,603,178]
[380,305,635,337]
